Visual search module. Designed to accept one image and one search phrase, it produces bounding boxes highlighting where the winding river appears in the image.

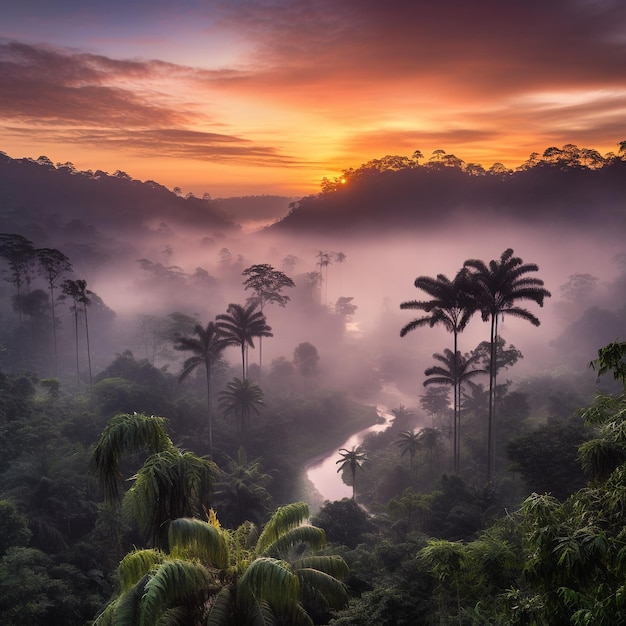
[305,406,394,502]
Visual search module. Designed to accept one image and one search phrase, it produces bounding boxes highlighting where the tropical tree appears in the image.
[336,445,367,500]
[217,377,264,447]
[418,427,443,475]
[400,270,476,477]
[174,322,236,456]
[216,302,272,378]
[464,248,551,481]
[213,447,272,528]
[36,247,72,375]
[242,263,294,373]
[316,250,332,305]
[423,349,486,473]
[334,251,347,296]
[94,502,348,626]
[0,233,37,325]
[91,412,216,549]
[396,430,421,470]
[61,278,93,384]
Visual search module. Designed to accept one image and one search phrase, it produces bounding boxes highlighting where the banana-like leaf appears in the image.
[118,548,166,591]
[255,502,309,556]
[113,577,147,626]
[297,568,348,608]
[246,596,278,626]
[239,557,299,612]
[141,559,211,626]
[168,517,230,569]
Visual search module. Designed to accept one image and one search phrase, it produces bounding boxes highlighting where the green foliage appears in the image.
[312,499,373,549]
[589,339,626,385]
[0,498,32,555]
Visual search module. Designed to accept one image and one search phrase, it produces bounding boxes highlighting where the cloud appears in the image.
[0,41,300,166]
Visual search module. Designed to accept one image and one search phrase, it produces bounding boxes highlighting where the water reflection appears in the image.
[306,407,393,501]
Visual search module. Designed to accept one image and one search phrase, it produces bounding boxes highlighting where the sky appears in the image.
[1,0,626,198]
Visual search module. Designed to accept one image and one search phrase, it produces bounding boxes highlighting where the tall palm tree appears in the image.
[418,427,443,475]
[61,278,93,384]
[400,270,476,478]
[218,377,264,447]
[174,322,236,456]
[241,264,294,375]
[94,502,348,626]
[36,247,72,376]
[423,349,486,473]
[396,430,421,470]
[464,248,551,481]
[216,302,273,378]
[336,445,367,500]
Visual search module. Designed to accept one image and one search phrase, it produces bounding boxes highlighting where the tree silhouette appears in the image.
[336,445,367,500]
[241,264,293,374]
[0,233,37,326]
[423,349,486,473]
[218,377,264,447]
[464,248,551,481]
[61,278,93,384]
[396,430,421,470]
[216,302,272,378]
[174,322,236,456]
[401,271,476,474]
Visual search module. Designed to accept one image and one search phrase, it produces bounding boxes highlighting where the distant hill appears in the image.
[268,149,626,236]
[0,152,239,237]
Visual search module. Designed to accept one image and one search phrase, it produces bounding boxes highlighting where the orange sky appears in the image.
[1,1,625,198]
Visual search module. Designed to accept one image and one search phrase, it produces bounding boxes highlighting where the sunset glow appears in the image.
[1,1,625,198]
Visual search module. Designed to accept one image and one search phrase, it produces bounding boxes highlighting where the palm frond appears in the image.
[205,586,235,626]
[255,502,310,556]
[141,559,212,626]
[111,577,147,626]
[91,412,173,504]
[263,525,326,557]
[296,568,349,608]
[118,548,166,591]
[168,517,230,569]
[292,555,349,578]
[239,557,299,612]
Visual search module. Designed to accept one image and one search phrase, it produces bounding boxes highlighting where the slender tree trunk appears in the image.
[453,331,459,474]
[49,284,58,376]
[84,305,93,384]
[74,308,80,387]
[241,343,246,378]
[487,314,497,482]
[205,361,213,457]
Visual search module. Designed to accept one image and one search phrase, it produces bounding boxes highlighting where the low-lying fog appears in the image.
[71,210,625,409]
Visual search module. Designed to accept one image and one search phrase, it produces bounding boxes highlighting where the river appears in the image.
[305,406,394,503]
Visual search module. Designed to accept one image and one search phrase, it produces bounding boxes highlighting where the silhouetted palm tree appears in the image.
[396,430,421,469]
[464,248,551,481]
[423,349,486,473]
[336,445,367,500]
[216,302,273,378]
[401,270,476,476]
[61,278,93,384]
[218,377,264,447]
[174,322,236,456]
[36,247,72,375]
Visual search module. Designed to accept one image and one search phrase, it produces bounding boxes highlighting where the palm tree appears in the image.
[241,264,294,375]
[396,430,421,470]
[174,322,236,456]
[61,278,93,384]
[400,270,476,478]
[91,412,217,549]
[94,502,348,625]
[336,445,367,500]
[423,349,486,473]
[36,247,72,376]
[464,248,551,481]
[213,447,272,528]
[218,377,264,447]
[216,302,273,378]
[418,427,442,476]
